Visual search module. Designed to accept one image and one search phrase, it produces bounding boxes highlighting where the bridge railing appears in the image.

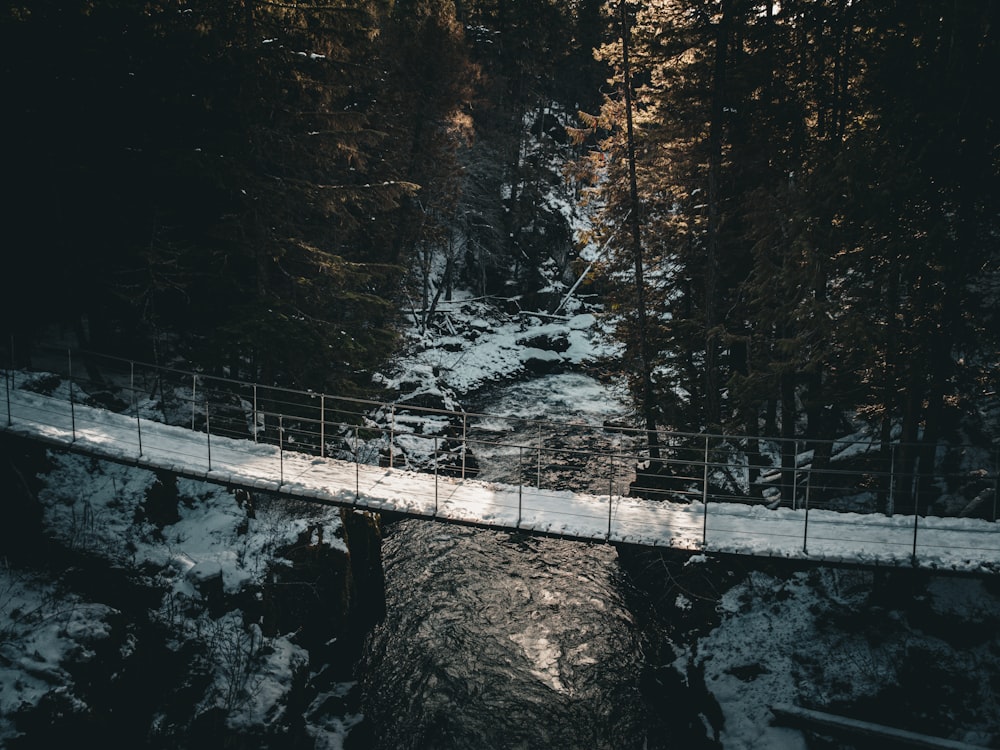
[4,343,999,545]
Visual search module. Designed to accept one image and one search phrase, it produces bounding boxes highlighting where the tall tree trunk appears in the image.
[780,363,797,505]
[621,0,660,461]
[704,0,732,428]
[806,246,833,495]
[765,396,778,437]
[879,260,900,514]
[732,335,765,499]
[804,368,833,501]
[898,362,924,516]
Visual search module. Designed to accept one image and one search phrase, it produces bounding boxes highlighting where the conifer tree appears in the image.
[574,0,1000,509]
[3,0,429,395]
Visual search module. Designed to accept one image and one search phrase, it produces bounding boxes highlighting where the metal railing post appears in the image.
[320,394,326,458]
[610,451,615,502]
[279,414,284,486]
[434,435,439,515]
[993,447,998,523]
[68,348,76,442]
[518,445,523,527]
[911,455,921,564]
[608,452,615,540]
[888,443,896,516]
[253,384,259,443]
[803,472,811,554]
[389,404,395,469]
[5,357,11,428]
[536,422,542,489]
[6,335,13,426]
[191,374,197,431]
[461,412,467,479]
[355,424,360,503]
[205,398,212,471]
[792,439,800,511]
[132,361,143,457]
[702,435,710,545]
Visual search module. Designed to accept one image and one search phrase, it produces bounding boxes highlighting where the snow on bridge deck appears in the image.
[3,371,999,575]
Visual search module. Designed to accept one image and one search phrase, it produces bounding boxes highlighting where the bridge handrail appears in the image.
[5,343,999,525]
[4,363,1000,571]
[14,342,989,455]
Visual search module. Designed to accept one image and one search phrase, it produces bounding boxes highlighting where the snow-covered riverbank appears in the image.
[3,291,1000,749]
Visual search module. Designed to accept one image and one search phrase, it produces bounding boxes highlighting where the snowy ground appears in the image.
[0,443,359,746]
[685,561,1000,749]
[378,290,619,400]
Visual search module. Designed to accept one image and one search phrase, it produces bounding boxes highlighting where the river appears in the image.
[356,373,719,749]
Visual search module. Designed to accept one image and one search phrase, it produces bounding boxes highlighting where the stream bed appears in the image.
[356,372,716,749]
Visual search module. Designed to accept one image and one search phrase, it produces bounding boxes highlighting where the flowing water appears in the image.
[357,373,655,749]
[360,523,647,749]
[463,373,638,495]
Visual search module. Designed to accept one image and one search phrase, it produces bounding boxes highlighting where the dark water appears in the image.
[464,372,639,494]
[360,522,647,749]
[357,373,652,749]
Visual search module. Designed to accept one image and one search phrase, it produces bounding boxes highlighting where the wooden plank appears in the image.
[771,703,989,750]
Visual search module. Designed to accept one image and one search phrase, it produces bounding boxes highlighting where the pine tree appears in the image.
[2,0,433,395]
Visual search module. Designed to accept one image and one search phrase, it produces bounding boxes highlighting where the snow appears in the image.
[0,570,116,719]
[2,292,999,747]
[384,292,621,397]
[0,385,354,743]
[3,372,999,574]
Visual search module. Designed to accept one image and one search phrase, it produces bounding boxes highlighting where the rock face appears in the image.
[341,509,387,630]
[264,508,385,653]
[0,435,47,561]
[140,470,182,528]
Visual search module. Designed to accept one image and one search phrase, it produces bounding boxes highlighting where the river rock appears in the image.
[520,347,565,374]
[185,560,225,616]
[262,509,384,652]
[516,330,571,353]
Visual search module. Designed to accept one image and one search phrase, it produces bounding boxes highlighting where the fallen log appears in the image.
[770,703,990,750]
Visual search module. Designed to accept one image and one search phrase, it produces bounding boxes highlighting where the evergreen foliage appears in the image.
[1,0,460,394]
[575,0,1000,509]
[3,0,998,489]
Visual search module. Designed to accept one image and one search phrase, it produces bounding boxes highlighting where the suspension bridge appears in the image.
[2,346,999,575]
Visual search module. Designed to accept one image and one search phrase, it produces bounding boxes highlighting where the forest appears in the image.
[3,0,999,512]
